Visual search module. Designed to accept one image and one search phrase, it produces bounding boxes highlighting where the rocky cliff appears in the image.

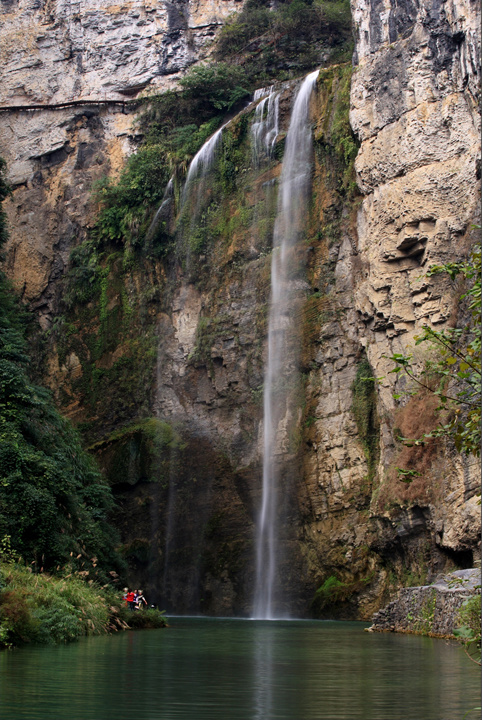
[348,0,481,596]
[0,0,480,617]
[0,0,240,324]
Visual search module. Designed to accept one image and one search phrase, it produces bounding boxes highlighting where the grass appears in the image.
[0,562,167,649]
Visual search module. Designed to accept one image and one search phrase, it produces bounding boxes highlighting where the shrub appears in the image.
[387,245,481,458]
[351,357,380,480]
[94,145,171,246]
[455,594,482,665]
[215,4,271,56]
[119,606,167,630]
[178,63,250,116]
[0,563,120,647]
[215,0,353,85]
[313,575,351,609]
[32,602,82,644]
[311,571,374,614]
[0,589,38,645]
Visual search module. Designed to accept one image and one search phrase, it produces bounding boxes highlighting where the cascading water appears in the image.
[253,69,319,620]
[146,176,174,241]
[153,76,317,615]
[179,123,225,218]
[249,86,280,256]
[176,123,227,273]
[251,87,280,164]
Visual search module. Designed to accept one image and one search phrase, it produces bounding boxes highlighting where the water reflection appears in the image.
[253,623,274,720]
[0,618,480,720]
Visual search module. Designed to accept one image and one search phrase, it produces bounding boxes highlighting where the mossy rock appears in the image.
[93,418,183,487]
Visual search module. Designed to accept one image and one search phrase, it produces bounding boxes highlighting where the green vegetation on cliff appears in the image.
[351,356,380,480]
[0,160,123,578]
[88,0,353,261]
[215,0,353,84]
[0,158,9,249]
[389,244,481,458]
[0,159,173,648]
[91,418,184,487]
[94,63,252,259]
[311,568,374,617]
[455,594,482,665]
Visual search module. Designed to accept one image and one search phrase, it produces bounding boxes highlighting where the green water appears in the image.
[0,618,480,720]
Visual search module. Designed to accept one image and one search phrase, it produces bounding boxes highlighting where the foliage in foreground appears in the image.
[388,245,481,458]
[0,562,115,647]
[0,562,167,649]
[455,594,482,666]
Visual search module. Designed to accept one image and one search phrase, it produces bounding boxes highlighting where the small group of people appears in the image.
[123,588,148,611]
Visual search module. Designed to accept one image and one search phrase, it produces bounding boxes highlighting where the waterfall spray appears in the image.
[253,69,319,620]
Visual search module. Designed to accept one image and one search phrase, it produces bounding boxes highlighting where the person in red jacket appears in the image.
[126,589,136,611]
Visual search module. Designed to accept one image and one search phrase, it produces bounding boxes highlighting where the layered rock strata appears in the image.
[348,0,481,571]
[0,0,240,321]
[0,0,241,105]
[292,0,481,618]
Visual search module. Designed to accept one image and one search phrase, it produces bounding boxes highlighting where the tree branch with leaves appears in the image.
[388,245,481,458]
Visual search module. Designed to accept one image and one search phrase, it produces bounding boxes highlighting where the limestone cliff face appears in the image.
[295,0,481,617]
[349,0,481,572]
[0,0,480,617]
[0,0,241,105]
[0,0,239,323]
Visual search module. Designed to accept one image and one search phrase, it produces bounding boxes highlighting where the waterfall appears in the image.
[253,69,319,620]
[179,123,225,218]
[251,86,280,164]
[146,176,174,241]
[180,85,278,227]
[176,123,227,273]
[249,87,280,255]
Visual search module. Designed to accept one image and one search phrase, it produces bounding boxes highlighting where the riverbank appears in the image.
[0,562,167,649]
[367,569,481,639]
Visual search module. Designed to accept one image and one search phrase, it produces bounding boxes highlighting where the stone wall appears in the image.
[369,569,481,637]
